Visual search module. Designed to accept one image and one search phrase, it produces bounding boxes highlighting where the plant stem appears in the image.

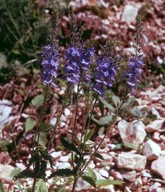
[31,177,37,192]
[71,176,78,192]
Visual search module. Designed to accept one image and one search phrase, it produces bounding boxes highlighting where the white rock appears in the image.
[0,164,14,180]
[141,170,152,178]
[49,117,57,125]
[149,182,165,192]
[117,153,147,171]
[143,140,161,160]
[75,177,91,191]
[151,107,160,119]
[118,120,146,148]
[151,156,165,180]
[59,155,70,162]
[160,150,165,156]
[50,151,62,158]
[98,169,109,178]
[64,108,71,116]
[110,170,123,181]
[122,4,140,22]
[145,119,165,132]
[0,100,13,129]
[120,170,136,182]
[56,162,70,170]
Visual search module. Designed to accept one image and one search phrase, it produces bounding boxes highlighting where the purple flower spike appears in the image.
[125,55,144,93]
[93,56,117,98]
[41,44,59,86]
[64,45,94,85]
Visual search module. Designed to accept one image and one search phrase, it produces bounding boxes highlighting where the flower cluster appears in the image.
[125,55,144,93]
[41,44,59,86]
[93,56,117,98]
[64,45,94,85]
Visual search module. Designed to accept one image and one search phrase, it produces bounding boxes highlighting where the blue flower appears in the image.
[64,45,94,85]
[41,44,59,86]
[93,56,117,98]
[125,55,144,93]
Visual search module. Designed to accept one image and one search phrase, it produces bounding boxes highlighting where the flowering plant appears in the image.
[15,9,144,192]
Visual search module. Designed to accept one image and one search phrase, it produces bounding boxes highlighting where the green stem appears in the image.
[71,176,78,192]
[31,85,49,191]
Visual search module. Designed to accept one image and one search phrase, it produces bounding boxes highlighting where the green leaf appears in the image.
[14,169,34,179]
[130,108,143,118]
[81,176,96,188]
[40,123,53,132]
[111,96,121,107]
[25,117,37,132]
[31,94,44,107]
[48,169,73,178]
[15,181,23,190]
[56,186,67,192]
[84,130,94,143]
[93,153,104,160]
[36,179,48,192]
[60,136,80,154]
[0,180,5,192]
[87,167,97,182]
[96,179,123,186]
[38,132,47,147]
[99,98,114,111]
[124,142,138,150]
[98,114,114,125]
[10,168,21,178]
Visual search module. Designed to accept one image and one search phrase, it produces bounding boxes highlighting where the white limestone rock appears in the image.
[151,156,165,180]
[145,119,165,133]
[117,152,147,171]
[118,120,146,148]
[120,170,136,182]
[143,139,161,160]
[122,4,141,22]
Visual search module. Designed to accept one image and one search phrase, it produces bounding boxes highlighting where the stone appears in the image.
[143,140,161,160]
[120,170,136,182]
[151,156,165,180]
[0,164,14,180]
[117,153,147,171]
[110,170,123,181]
[149,182,165,192]
[98,169,109,178]
[122,4,140,22]
[118,120,146,148]
[145,119,165,133]
[0,100,13,129]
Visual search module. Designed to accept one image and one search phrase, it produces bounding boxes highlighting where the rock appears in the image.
[117,152,147,171]
[120,170,136,182]
[0,152,12,164]
[143,139,161,160]
[98,169,109,178]
[0,164,15,180]
[151,107,161,119]
[56,162,70,170]
[0,100,13,129]
[145,119,165,133]
[149,182,165,192]
[122,4,141,22]
[110,170,123,181]
[99,153,113,167]
[118,120,146,148]
[151,156,165,180]
[141,170,152,178]
[64,108,71,116]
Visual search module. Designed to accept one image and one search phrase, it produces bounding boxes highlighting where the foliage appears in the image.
[6,4,145,192]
